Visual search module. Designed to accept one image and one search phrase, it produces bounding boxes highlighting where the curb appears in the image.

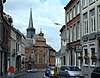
[13,72,27,78]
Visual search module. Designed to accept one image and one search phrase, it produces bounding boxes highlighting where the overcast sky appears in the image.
[4,0,70,52]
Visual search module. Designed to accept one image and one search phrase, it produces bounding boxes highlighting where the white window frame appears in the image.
[90,9,95,32]
[83,13,88,34]
[77,21,81,39]
[98,5,100,30]
[82,0,88,7]
[67,12,69,23]
[70,9,72,20]
[73,24,76,41]
[73,6,76,17]
[77,2,80,14]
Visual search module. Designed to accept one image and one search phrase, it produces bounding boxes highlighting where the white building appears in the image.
[21,35,26,71]
[55,50,61,66]
[60,25,69,65]
[80,0,100,77]
[10,27,17,70]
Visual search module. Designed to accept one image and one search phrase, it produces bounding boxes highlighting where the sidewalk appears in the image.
[12,68,46,78]
[13,71,27,78]
[0,69,46,78]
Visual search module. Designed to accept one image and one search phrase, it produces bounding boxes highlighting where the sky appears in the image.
[4,0,70,52]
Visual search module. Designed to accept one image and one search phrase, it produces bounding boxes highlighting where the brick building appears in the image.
[25,8,55,69]
[64,0,82,66]
[33,31,55,68]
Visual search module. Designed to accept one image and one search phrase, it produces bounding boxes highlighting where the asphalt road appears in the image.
[14,71,48,78]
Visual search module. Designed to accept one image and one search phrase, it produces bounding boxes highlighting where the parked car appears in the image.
[45,66,55,78]
[27,68,38,73]
[91,66,100,78]
[59,65,84,78]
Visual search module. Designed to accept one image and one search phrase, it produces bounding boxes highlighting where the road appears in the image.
[14,71,48,78]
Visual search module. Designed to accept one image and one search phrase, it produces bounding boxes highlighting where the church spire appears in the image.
[26,8,35,38]
[28,8,33,28]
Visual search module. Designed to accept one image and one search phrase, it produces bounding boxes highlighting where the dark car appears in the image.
[45,66,55,77]
[59,65,84,78]
[91,66,100,78]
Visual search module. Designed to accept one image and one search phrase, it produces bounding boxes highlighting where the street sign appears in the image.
[8,66,15,73]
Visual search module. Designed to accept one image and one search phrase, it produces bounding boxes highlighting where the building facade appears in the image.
[55,49,61,66]
[64,0,82,66]
[80,0,100,77]
[0,0,7,76]
[33,31,55,68]
[60,25,68,65]
[9,26,16,73]
[25,8,35,70]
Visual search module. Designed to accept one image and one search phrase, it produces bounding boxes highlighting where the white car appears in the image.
[27,68,38,73]
[59,66,84,78]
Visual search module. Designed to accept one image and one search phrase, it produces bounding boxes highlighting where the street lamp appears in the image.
[54,23,62,26]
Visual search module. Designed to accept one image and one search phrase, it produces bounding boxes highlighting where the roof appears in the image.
[64,0,75,10]
[60,25,66,33]
[55,50,61,56]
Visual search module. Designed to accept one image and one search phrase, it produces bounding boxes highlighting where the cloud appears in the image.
[4,0,69,51]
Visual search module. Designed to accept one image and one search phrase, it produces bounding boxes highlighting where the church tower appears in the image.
[26,8,35,38]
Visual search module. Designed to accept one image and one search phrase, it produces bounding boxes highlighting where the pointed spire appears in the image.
[39,28,44,36]
[40,28,42,33]
[28,8,33,28]
[26,8,36,38]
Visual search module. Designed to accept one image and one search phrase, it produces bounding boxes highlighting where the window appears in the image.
[90,48,96,66]
[67,29,69,43]
[90,9,95,32]
[82,0,88,7]
[77,2,80,14]
[77,21,81,39]
[83,13,88,34]
[84,49,89,65]
[67,12,69,22]
[98,5,100,30]
[73,6,76,17]
[70,26,72,42]
[73,24,76,41]
[37,55,39,63]
[43,54,47,63]
[16,43,19,52]
[89,0,95,4]
[70,9,72,20]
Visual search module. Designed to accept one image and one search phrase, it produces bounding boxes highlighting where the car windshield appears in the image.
[66,67,81,71]
[48,66,54,70]
[32,68,36,70]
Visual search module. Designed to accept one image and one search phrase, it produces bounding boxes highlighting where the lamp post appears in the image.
[0,0,3,76]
